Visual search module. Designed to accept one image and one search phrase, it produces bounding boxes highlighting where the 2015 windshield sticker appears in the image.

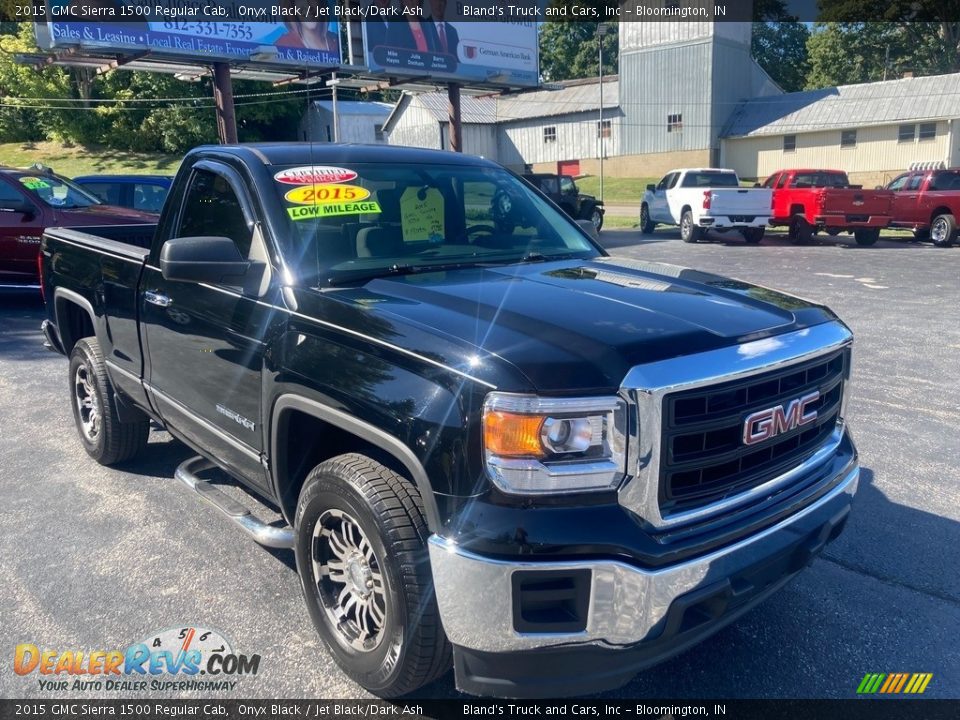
[274,166,357,185]
[288,201,381,220]
[284,184,371,205]
[19,176,50,190]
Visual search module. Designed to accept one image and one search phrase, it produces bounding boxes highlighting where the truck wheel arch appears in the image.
[270,395,442,533]
[53,288,96,353]
[930,206,953,225]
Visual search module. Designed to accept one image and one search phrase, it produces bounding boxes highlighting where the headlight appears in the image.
[482,393,627,495]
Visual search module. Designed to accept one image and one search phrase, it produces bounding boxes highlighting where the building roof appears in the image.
[723,72,960,138]
[497,77,619,121]
[383,76,620,133]
[311,100,392,117]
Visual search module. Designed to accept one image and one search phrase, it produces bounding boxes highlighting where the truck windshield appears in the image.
[270,162,601,287]
[15,173,102,209]
[681,172,740,188]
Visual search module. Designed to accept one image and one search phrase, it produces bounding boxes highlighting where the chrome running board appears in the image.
[174,456,295,549]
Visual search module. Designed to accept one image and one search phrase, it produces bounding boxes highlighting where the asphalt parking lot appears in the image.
[1,228,958,702]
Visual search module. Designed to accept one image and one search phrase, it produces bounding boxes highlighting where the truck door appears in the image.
[887,173,919,226]
[141,162,273,490]
[0,177,45,286]
[649,173,674,222]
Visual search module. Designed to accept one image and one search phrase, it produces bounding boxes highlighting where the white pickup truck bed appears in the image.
[641,168,772,244]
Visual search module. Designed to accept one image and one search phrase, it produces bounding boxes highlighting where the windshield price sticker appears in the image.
[284,184,371,205]
[19,176,50,190]
[400,187,445,242]
[274,166,357,185]
[288,201,381,220]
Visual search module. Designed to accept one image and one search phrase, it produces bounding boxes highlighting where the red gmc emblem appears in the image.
[743,391,820,446]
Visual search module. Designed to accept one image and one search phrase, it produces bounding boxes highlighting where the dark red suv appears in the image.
[0,167,156,288]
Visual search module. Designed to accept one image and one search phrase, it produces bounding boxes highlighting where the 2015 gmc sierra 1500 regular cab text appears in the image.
[40,144,859,699]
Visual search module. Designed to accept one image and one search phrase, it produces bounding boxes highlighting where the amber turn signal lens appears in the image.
[484,411,545,457]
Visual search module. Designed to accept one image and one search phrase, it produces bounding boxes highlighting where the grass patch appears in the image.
[601,215,638,230]
[0,141,181,178]
[576,176,656,205]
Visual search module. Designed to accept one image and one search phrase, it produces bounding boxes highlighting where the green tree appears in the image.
[751,22,811,92]
[538,1,619,82]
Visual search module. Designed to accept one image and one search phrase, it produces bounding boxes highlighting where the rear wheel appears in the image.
[854,229,881,246]
[640,204,655,234]
[68,337,148,465]
[789,217,813,245]
[680,210,700,243]
[930,214,957,247]
[741,227,764,244]
[295,454,450,697]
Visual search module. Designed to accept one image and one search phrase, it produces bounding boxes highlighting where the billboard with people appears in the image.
[41,0,341,67]
[362,0,538,87]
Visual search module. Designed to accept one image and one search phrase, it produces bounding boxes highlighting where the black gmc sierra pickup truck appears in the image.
[40,144,859,698]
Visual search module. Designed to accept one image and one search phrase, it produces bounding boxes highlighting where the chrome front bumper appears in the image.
[429,462,858,654]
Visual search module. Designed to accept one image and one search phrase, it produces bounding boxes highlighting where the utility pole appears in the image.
[327,73,341,142]
[448,82,462,152]
[212,62,238,144]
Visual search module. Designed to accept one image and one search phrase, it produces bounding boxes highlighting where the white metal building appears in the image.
[382,77,619,173]
[299,100,393,144]
[721,73,960,186]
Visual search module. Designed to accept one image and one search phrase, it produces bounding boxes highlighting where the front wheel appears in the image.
[640,204,655,234]
[930,214,957,247]
[68,337,148,465]
[590,207,604,232]
[295,454,450,697]
[680,210,700,243]
[741,227,765,244]
[854,229,880,246]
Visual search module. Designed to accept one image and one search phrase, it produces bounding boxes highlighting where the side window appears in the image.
[0,179,25,205]
[559,176,576,194]
[776,173,789,189]
[887,174,910,191]
[176,169,252,257]
[80,182,123,206]
[133,183,167,213]
[655,174,671,191]
[762,174,778,189]
[667,173,680,189]
[907,175,925,191]
[541,177,559,195]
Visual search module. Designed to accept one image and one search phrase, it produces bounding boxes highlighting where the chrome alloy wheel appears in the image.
[74,363,101,443]
[931,217,949,244]
[312,509,387,652]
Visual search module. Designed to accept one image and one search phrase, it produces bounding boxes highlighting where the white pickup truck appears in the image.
[640,168,772,244]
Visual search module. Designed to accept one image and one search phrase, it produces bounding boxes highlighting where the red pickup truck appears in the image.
[885,167,960,247]
[0,167,154,289]
[763,169,892,246]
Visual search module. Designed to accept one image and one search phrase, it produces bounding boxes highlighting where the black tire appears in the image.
[680,210,700,243]
[854,229,880,246]
[930,214,957,247]
[294,453,450,697]
[640,204,655,234]
[68,337,149,465]
[590,206,604,231]
[789,217,813,245]
[741,227,764,244]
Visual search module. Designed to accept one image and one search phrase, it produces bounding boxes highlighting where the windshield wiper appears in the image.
[328,260,495,286]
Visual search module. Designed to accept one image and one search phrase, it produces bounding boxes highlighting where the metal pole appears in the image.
[212,62,238,144]
[598,29,604,202]
[448,82,462,152]
[331,72,340,142]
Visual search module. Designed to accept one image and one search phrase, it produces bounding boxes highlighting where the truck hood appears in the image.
[322,257,838,393]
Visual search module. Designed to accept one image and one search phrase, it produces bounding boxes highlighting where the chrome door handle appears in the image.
[144,290,172,308]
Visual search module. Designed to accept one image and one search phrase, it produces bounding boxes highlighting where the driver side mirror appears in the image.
[160,236,251,284]
[646,184,656,192]
[0,199,36,219]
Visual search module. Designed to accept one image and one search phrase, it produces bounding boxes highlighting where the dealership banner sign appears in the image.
[40,0,341,67]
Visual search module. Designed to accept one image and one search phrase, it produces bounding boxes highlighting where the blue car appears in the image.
[73,174,173,214]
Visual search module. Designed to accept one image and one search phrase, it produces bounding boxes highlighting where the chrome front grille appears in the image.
[660,349,847,514]
[617,323,853,531]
